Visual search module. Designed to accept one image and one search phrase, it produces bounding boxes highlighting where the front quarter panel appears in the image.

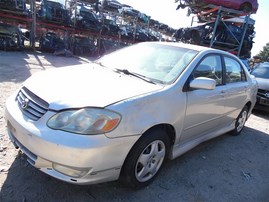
[105,85,187,141]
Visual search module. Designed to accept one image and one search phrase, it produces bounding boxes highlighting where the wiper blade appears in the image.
[93,61,106,67]
[115,69,157,84]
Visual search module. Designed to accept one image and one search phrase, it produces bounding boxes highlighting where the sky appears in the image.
[118,0,269,57]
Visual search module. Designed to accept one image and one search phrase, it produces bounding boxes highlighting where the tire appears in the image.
[240,3,252,13]
[190,31,200,45]
[230,106,249,136]
[120,128,170,188]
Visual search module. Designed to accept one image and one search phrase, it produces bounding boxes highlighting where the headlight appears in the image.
[47,108,121,135]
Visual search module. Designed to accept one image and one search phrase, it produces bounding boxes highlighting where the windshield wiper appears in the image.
[115,69,157,85]
[93,61,106,67]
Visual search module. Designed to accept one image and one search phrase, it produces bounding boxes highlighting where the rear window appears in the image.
[251,64,269,79]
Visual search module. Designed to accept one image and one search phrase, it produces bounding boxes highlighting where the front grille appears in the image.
[16,87,49,121]
[257,89,269,99]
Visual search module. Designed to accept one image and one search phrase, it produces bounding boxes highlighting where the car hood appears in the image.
[23,63,163,110]
[256,78,269,90]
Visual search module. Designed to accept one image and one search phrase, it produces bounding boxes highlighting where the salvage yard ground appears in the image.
[0,51,268,201]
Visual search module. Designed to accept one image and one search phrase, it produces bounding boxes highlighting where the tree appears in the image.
[254,42,269,62]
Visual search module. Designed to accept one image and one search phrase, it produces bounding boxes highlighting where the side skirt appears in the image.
[169,123,235,160]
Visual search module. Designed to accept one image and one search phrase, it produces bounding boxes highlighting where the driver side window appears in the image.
[193,55,222,85]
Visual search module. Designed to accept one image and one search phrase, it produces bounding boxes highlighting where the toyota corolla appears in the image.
[5,42,257,188]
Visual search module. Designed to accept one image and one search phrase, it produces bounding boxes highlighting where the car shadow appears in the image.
[0,51,31,83]
[1,126,269,201]
[0,50,91,83]
[252,109,269,120]
[41,52,93,68]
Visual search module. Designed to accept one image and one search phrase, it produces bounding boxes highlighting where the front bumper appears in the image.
[5,93,139,185]
[254,95,269,112]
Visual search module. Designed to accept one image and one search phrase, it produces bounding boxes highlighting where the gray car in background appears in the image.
[5,42,257,188]
[251,62,269,112]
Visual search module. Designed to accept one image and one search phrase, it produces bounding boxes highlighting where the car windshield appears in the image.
[251,64,269,79]
[97,43,198,84]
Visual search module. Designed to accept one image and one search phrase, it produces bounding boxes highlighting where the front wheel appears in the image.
[230,106,249,136]
[120,128,170,188]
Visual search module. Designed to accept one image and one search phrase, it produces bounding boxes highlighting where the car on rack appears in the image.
[101,18,120,36]
[38,0,71,25]
[251,62,269,112]
[102,0,122,12]
[71,36,97,57]
[0,0,27,12]
[173,21,254,58]
[72,3,103,33]
[39,32,67,53]
[177,0,259,13]
[5,42,257,188]
[120,6,140,17]
[0,23,24,50]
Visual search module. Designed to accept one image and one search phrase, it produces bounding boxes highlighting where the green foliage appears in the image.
[255,42,269,62]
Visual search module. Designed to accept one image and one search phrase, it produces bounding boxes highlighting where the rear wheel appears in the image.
[120,128,170,188]
[230,106,249,136]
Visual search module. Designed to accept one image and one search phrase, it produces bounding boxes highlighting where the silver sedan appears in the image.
[5,42,258,188]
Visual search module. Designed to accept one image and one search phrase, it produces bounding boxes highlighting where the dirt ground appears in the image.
[0,50,269,202]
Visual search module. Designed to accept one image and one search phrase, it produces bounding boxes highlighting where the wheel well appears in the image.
[119,124,176,180]
[240,2,252,12]
[143,124,176,146]
[245,101,252,112]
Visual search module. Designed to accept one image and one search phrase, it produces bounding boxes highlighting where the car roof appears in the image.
[142,41,231,54]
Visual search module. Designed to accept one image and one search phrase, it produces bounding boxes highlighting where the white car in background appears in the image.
[5,42,257,188]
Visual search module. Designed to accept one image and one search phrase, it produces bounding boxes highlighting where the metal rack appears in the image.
[0,0,163,53]
[195,4,253,57]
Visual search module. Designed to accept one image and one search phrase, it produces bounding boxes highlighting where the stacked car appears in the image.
[72,3,102,33]
[0,23,25,51]
[174,0,258,58]
[176,0,259,14]
[173,20,255,58]
[38,0,71,25]
[0,0,27,12]
[0,0,175,56]
[0,0,258,58]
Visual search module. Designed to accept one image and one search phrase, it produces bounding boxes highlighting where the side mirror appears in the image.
[189,77,216,90]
